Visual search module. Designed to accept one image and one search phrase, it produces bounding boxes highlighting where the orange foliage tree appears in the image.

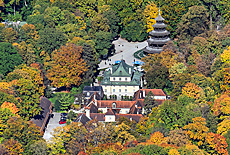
[212,94,230,119]
[47,43,88,88]
[20,24,39,45]
[183,117,209,146]
[217,118,230,136]
[3,139,24,155]
[205,132,228,155]
[1,101,19,115]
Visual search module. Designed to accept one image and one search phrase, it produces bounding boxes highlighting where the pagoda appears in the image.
[143,8,170,54]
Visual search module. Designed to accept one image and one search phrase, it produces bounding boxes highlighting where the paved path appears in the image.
[98,38,147,70]
[43,112,65,141]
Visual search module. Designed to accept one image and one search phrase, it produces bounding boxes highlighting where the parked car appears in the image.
[59,119,66,124]
[61,113,67,117]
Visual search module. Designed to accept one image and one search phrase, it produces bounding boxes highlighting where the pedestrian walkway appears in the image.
[98,38,148,70]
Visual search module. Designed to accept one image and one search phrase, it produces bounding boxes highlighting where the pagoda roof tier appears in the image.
[149,30,170,36]
[155,15,165,21]
[152,23,167,28]
[143,47,162,54]
[147,38,170,44]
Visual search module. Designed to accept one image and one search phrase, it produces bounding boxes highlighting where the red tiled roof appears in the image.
[90,113,105,121]
[141,89,166,96]
[97,100,136,108]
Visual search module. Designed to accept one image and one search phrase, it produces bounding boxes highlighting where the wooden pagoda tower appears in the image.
[143,8,170,54]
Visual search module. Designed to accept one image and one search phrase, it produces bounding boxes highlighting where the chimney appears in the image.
[143,89,145,98]
[86,109,90,118]
[94,94,97,106]
[129,68,131,74]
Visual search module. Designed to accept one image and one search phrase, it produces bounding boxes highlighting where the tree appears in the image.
[82,43,98,82]
[1,101,19,115]
[3,139,24,155]
[36,27,67,55]
[114,122,136,145]
[176,5,209,42]
[3,117,42,154]
[147,131,167,145]
[169,63,187,81]
[217,118,230,136]
[103,8,120,38]
[212,94,230,119]
[18,24,39,45]
[120,20,147,42]
[167,128,189,147]
[143,91,157,115]
[143,1,158,33]
[204,132,228,155]
[221,46,230,64]
[183,117,209,146]
[58,93,72,111]
[15,78,41,120]
[145,63,170,90]
[94,31,113,58]
[213,68,230,94]
[47,44,88,88]
[1,27,18,43]
[89,14,111,35]
[29,140,48,155]
[182,83,204,100]
[0,42,23,76]
[14,41,36,65]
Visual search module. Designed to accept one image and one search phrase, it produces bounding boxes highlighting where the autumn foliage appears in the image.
[47,43,88,88]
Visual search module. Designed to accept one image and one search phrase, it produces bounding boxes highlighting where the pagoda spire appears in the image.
[143,7,170,54]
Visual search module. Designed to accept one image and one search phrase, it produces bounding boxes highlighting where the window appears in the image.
[125,78,127,81]
[105,89,107,92]
[113,78,115,81]
[87,92,90,96]
[125,86,127,88]
[119,89,121,92]
[105,85,107,87]
[113,89,115,92]
[113,102,116,108]
[119,78,121,81]
[125,89,127,93]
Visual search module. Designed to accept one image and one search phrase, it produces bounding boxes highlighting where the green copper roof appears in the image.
[111,60,134,77]
[101,60,143,86]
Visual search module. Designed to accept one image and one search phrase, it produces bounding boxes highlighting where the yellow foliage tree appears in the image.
[168,149,180,155]
[183,117,209,146]
[217,117,230,135]
[182,83,204,100]
[143,1,159,32]
[221,46,230,64]
[147,131,167,145]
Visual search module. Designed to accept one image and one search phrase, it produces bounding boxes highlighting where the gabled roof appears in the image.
[87,92,102,105]
[86,102,98,113]
[31,97,52,132]
[74,113,90,125]
[105,108,115,115]
[97,100,136,109]
[142,89,166,96]
[111,60,133,77]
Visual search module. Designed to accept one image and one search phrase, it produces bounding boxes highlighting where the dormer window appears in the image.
[119,78,121,81]
[87,92,90,96]
[113,102,116,108]
[113,78,115,81]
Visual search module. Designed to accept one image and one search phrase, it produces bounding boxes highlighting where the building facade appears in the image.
[101,59,143,99]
